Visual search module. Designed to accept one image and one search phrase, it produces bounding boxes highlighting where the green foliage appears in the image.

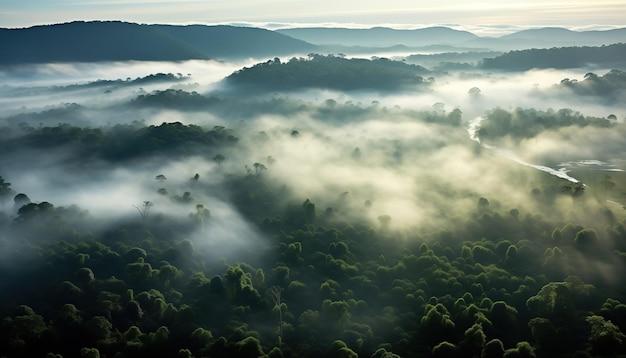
[132,90,219,110]
[483,338,505,358]
[478,107,612,141]
[328,340,358,358]
[586,315,626,356]
[558,70,626,102]
[0,121,238,162]
[432,341,456,358]
[526,278,594,325]
[225,264,262,306]
[226,54,430,91]
[573,229,600,254]
[460,323,486,356]
[85,316,112,341]
[482,43,626,71]
[80,347,100,358]
[528,317,557,352]
[420,303,456,345]
[190,327,213,348]
[234,336,264,357]
[502,341,536,358]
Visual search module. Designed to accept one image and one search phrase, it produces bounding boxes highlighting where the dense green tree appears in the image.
[482,339,505,358]
[1,306,49,357]
[80,347,100,358]
[586,315,626,356]
[502,342,535,358]
[420,303,456,346]
[460,323,487,357]
[432,341,456,358]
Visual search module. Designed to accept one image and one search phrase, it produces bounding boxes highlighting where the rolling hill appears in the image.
[501,27,626,45]
[0,21,317,64]
[152,24,316,59]
[277,26,478,47]
[2,22,626,65]
[279,26,626,52]
[481,43,626,70]
[224,54,430,92]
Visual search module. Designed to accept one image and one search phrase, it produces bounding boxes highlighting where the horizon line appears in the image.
[3,20,625,37]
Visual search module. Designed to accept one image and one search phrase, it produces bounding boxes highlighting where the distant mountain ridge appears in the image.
[279,26,626,50]
[277,26,477,47]
[2,21,626,65]
[0,21,316,64]
[486,27,626,49]
[481,43,626,71]
[151,24,315,59]
[501,27,626,43]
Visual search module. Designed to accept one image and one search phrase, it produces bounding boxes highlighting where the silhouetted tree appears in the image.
[269,286,284,340]
[213,154,225,167]
[133,201,153,221]
[13,193,31,208]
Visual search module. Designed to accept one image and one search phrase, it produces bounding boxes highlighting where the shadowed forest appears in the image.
[1,22,626,358]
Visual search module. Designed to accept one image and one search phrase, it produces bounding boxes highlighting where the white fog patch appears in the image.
[244,111,493,228]
[3,164,157,218]
[191,199,268,263]
[1,58,623,232]
[0,60,245,87]
[0,59,251,116]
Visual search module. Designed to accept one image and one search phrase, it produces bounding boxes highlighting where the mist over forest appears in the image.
[1,21,626,358]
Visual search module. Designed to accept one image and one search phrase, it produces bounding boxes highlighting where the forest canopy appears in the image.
[1,33,626,357]
[1,102,625,357]
[224,55,431,91]
[481,43,626,70]
[556,70,626,103]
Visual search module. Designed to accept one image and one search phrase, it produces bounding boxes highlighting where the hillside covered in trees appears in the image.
[555,70,626,103]
[224,55,431,92]
[480,43,626,71]
[0,21,316,64]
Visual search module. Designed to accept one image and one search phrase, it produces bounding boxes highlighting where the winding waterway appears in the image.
[467,116,581,183]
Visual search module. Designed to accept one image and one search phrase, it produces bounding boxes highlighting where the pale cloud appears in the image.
[1,0,624,32]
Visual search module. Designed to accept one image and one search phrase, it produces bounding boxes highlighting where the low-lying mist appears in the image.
[1,60,624,229]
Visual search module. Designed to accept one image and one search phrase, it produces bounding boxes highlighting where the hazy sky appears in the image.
[1,0,625,35]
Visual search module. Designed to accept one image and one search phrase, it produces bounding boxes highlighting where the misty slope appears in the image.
[481,43,626,70]
[153,24,316,59]
[0,21,207,64]
[556,70,626,103]
[500,27,626,45]
[224,55,430,91]
[0,21,317,64]
[4,22,625,65]
[467,27,626,51]
[277,26,477,47]
[278,26,626,51]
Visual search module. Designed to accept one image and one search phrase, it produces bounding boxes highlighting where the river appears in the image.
[467,116,581,183]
